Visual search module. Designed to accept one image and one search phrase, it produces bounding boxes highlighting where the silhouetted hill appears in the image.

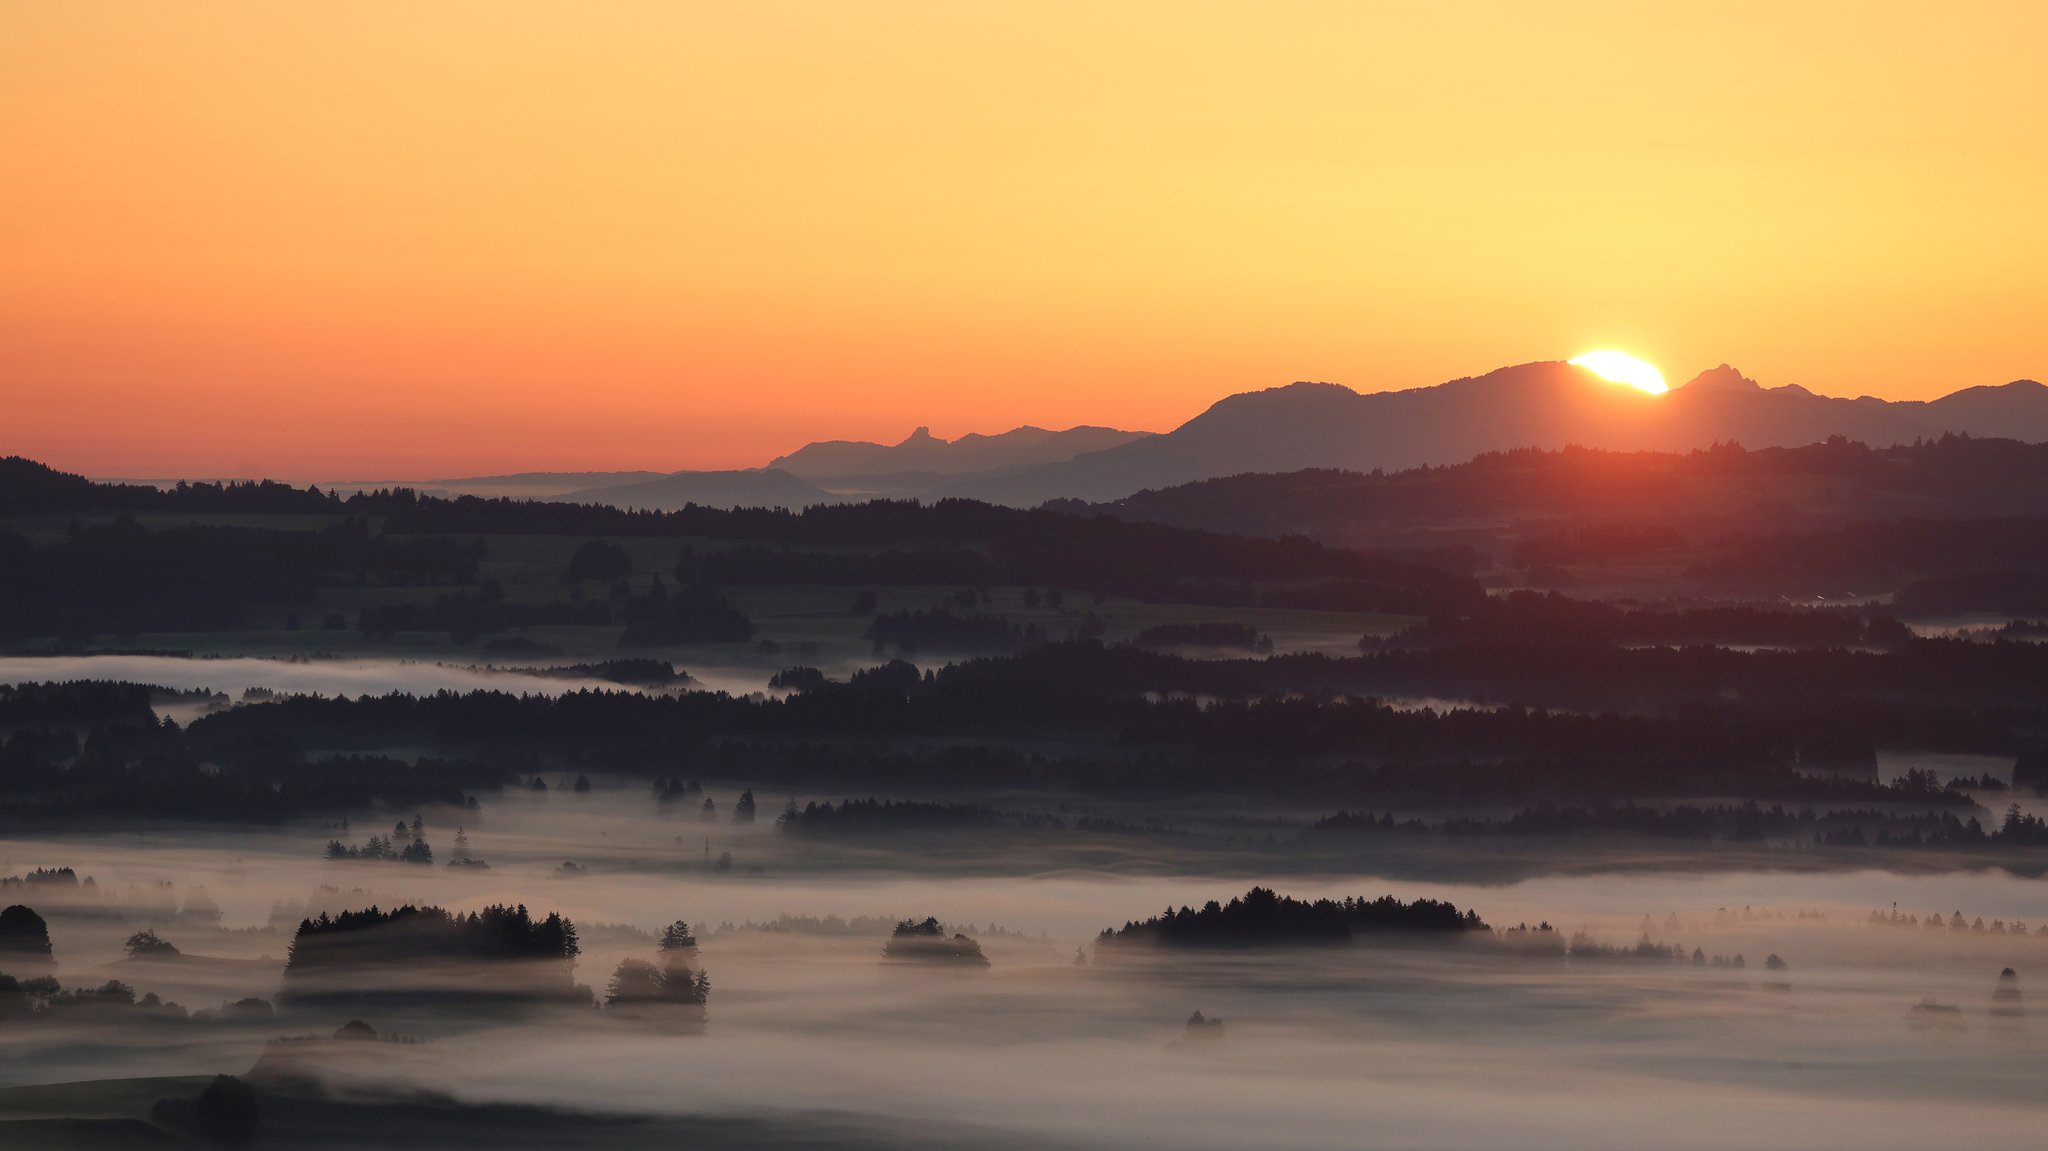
[0,457,328,516]
[1917,379,2048,430]
[946,362,2048,505]
[557,468,838,511]
[1078,436,2048,555]
[771,424,1152,484]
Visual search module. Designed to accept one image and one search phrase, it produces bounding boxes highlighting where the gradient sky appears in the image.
[5,1,2045,479]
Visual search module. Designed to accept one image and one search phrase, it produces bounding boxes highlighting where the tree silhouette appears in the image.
[1097,887,1487,951]
[194,1075,259,1145]
[0,905,52,965]
[605,955,711,1020]
[281,903,584,1006]
[881,917,990,967]
[564,539,633,583]
[124,928,180,958]
[657,920,698,953]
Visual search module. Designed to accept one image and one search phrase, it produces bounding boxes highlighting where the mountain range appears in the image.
[508,424,1155,510]
[307,361,2048,510]
[770,424,1150,493]
[938,362,2048,505]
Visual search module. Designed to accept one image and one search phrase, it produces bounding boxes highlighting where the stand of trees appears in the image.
[1375,591,1884,650]
[604,954,710,1024]
[0,904,54,965]
[881,918,990,967]
[1096,887,1488,951]
[281,903,584,1005]
[777,798,1009,835]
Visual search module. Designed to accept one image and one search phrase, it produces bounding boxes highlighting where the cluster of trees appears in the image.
[604,920,710,1023]
[1,520,324,637]
[3,907,283,1027]
[1817,803,2048,849]
[706,913,904,938]
[1866,906,2047,936]
[1313,793,2009,847]
[652,776,704,806]
[768,666,828,691]
[1095,887,1488,951]
[880,917,990,967]
[0,903,54,965]
[544,659,689,686]
[0,680,158,726]
[1373,591,1889,651]
[0,973,239,1023]
[604,956,710,1017]
[564,539,635,583]
[13,631,2048,832]
[776,797,1008,835]
[1563,935,1764,969]
[616,581,755,645]
[0,456,337,516]
[0,866,86,892]
[0,514,487,639]
[150,637,2048,814]
[281,903,585,1004]
[124,928,180,957]
[324,836,435,864]
[152,1075,261,1146]
[2,705,496,824]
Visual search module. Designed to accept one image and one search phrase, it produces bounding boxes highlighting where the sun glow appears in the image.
[1569,351,1668,395]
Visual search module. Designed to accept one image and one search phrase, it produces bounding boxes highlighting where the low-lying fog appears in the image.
[0,654,776,712]
[6,791,2048,1149]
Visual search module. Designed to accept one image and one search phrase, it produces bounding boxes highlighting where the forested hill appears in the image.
[1071,435,2048,545]
[0,457,1482,642]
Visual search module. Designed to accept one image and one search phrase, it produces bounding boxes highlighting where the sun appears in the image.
[1569,350,1668,395]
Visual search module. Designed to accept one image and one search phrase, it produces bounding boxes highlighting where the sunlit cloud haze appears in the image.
[4,1,2045,478]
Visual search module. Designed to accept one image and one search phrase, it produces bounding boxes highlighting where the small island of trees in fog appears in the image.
[1095,887,1489,952]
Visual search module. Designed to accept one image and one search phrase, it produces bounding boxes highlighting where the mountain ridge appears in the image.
[940,361,2048,505]
[769,423,1152,481]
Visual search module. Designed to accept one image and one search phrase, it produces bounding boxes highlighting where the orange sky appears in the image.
[4,2,2045,479]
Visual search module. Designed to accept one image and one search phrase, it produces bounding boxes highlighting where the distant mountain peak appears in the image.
[898,426,939,446]
[1681,364,1762,392]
